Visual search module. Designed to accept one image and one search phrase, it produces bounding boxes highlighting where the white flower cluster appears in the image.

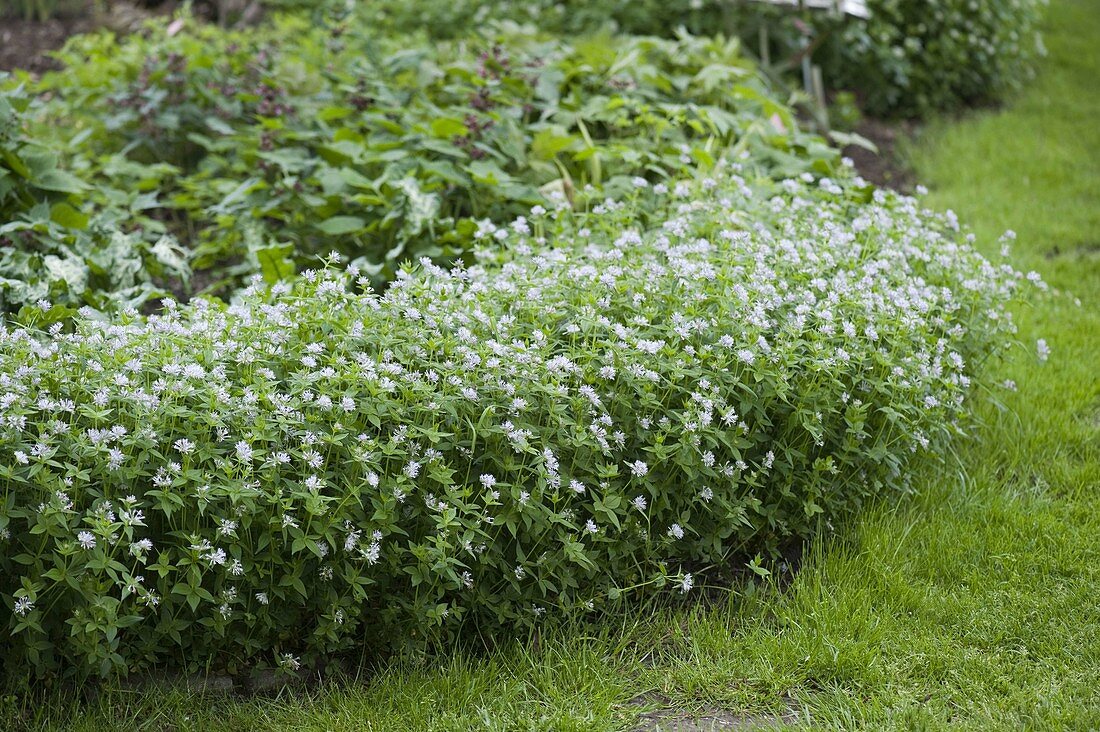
[0,169,1039,676]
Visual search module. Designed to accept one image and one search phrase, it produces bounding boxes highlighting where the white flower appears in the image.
[174,438,195,454]
[235,441,254,462]
[277,653,301,671]
[217,519,238,538]
[77,531,96,550]
[204,548,227,567]
[628,460,649,478]
[1036,338,1050,363]
[13,596,34,616]
[679,573,694,593]
[364,533,382,564]
[667,523,685,540]
[480,474,497,489]
[130,538,154,555]
[632,495,647,512]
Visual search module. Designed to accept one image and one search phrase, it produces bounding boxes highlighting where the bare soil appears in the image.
[0,8,99,73]
[629,692,799,731]
[0,1,229,75]
[840,117,918,192]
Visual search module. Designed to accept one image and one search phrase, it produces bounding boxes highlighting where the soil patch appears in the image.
[0,9,98,73]
[629,692,799,731]
[1045,242,1100,260]
[840,117,918,192]
[0,1,186,75]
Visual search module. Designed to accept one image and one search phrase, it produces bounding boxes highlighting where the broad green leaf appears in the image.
[316,215,366,235]
[49,202,88,230]
[253,243,296,284]
[33,169,87,195]
[430,118,468,138]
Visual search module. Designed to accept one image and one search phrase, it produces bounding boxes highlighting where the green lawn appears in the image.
[11,0,1100,729]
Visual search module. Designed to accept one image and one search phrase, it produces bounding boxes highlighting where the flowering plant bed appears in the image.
[0,166,1036,678]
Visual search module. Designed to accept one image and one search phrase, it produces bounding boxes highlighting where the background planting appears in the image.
[0,84,190,315]
[365,0,1047,117]
[1,12,833,310]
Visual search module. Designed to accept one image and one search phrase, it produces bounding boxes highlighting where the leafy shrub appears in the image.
[0,82,190,314]
[26,13,834,298]
[362,0,1047,116]
[820,0,1047,116]
[0,166,1036,678]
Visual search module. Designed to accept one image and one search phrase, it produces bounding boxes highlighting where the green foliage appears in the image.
[0,81,189,313]
[821,0,1048,116]
[22,11,833,301]
[0,168,1038,679]
[361,0,748,40]
[360,0,1047,117]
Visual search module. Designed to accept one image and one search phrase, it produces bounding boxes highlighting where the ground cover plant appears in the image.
[2,11,834,310]
[0,0,1090,728]
[0,164,1041,679]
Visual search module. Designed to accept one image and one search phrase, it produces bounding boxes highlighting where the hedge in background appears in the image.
[822,0,1047,116]
[0,166,1037,678]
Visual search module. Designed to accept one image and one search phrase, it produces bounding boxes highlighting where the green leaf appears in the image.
[43,255,88,292]
[531,128,576,160]
[466,160,514,185]
[150,237,191,279]
[253,243,296,284]
[33,169,88,195]
[49,202,88,230]
[829,130,880,154]
[316,216,366,235]
[430,118,468,138]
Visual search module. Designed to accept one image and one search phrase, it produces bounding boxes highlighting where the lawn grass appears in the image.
[8,0,1099,729]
